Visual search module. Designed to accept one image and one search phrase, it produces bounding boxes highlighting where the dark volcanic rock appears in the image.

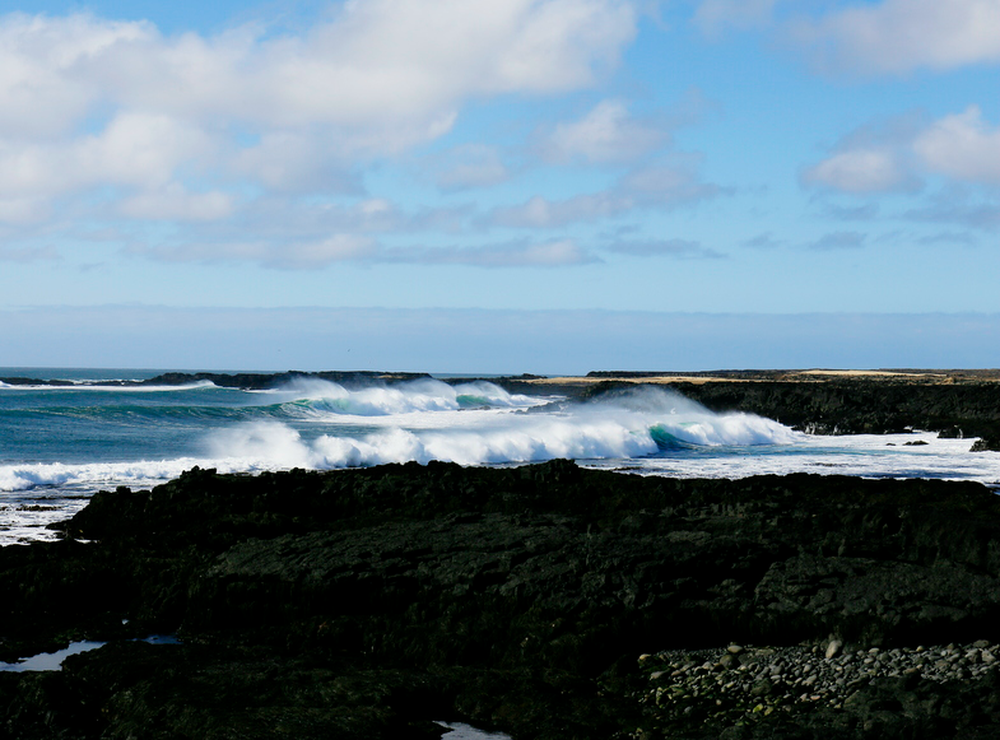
[971,437,1000,452]
[575,378,1000,441]
[3,463,1000,737]
[143,370,431,390]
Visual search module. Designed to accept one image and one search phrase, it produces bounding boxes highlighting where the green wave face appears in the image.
[456,395,489,408]
[649,423,700,450]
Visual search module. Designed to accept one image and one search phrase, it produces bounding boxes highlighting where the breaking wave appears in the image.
[0,384,798,494]
[0,380,219,393]
[206,386,800,469]
[270,378,540,417]
[0,458,215,493]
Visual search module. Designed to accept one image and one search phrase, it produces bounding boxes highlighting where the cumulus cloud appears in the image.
[913,106,1000,185]
[790,0,1000,75]
[800,114,925,195]
[0,1,637,223]
[803,107,1000,196]
[541,99,669,164]
[61,0,635,129]
[0,112,214,199]
[0,13,149,138]
[118,185,235,222]
[801,148,916,194]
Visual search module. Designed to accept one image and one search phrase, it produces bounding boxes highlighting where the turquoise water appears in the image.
[1,367,998,545]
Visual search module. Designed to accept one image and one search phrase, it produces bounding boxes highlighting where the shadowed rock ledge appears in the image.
[2,462,1000,738]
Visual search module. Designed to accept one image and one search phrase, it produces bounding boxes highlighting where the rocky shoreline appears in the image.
[522,370,1000,449]
[639,641,1000,737]
[1,461,1000,737]
[5,367,999,448]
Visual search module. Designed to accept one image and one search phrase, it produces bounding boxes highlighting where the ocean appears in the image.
[2,367,999,546]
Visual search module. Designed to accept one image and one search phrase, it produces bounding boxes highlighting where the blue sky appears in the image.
[0,0,998,372]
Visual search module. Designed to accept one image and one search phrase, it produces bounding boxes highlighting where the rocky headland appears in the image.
[3,461,1000,738]
[508,369,1000,450]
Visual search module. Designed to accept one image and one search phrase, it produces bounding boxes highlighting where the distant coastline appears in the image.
[6,367,999,448]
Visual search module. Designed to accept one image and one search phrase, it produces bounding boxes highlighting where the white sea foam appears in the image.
[591,431,999,484]
[0,381,218,393]
[4,384,999,548]
[0,458,209,493]
[204,387,800,469]
[269,378,542,418]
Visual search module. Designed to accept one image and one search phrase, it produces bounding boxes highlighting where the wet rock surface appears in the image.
[2,462,1000,737]
[569,376,1000,448]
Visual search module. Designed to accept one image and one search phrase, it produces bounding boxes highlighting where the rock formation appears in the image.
[2,461,1000,737]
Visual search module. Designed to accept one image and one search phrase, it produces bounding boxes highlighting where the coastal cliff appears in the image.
[2,462,1000,738]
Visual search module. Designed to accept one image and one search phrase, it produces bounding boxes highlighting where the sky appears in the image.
[0,0,998,373]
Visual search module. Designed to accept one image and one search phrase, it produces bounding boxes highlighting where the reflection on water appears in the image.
[0,640,103,672]
[436,721,512,739]
[0,635,180,672]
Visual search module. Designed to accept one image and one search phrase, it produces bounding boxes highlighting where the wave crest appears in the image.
[204,386,798,469]
[274,378,541,417]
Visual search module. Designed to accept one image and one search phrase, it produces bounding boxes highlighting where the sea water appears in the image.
[2,367,998,546]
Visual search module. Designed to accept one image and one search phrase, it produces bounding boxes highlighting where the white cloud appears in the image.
[232,132,366,194]
[0,111,213,198]
[2,2,635,132]
[619,160,722,203]
[790,0,1000,74]
[0,13,149,138]
[803,107,1000,195]
[269,234,378,269]
[118,185,235,222]
[489,193,630,228]
[801,148,914,194]
[543,99,668,164]
[487,159,722,228]
[0,197,50,225]
[499,239,593,266]
[913,106,1000,185]
[0,1,637,220]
